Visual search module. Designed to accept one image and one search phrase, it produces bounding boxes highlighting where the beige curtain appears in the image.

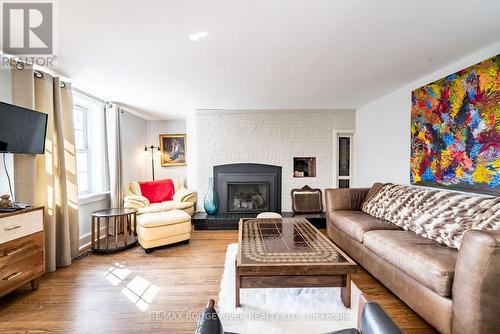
[11,63,36,205]
[106,104,123,208]
[10,62,80,272]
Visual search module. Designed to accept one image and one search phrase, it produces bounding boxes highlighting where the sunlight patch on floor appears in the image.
[121,276,160,311]
[101,262,160,312]
[102,262,131,286]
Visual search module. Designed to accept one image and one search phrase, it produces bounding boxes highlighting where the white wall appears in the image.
[115,113,188,183]
[0,69,14,198]
[186,111,198,191]
[332,110,357,130]
[121,110,148,184]
[146,120,187,182]
[78,195,110,250]
[355,41,500,188]
[192,109,356,211]
[0,68,10,102]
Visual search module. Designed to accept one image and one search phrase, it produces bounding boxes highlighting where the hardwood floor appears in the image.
[0,230,437,333]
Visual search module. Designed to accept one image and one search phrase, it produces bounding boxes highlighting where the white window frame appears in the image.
[333,130,355,188]
[74,104,92,196]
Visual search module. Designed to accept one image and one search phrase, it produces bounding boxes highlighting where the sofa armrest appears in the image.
[173,187,197,203]
[123,195,150,209]
[452,230,500,334]
[324,188,370,212]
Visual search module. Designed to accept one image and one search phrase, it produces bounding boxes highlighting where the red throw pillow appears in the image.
[139,179,175,204]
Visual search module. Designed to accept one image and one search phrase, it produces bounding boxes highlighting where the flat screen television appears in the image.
[0,101,48,154]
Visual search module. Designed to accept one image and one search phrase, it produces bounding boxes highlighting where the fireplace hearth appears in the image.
[214,163,281,214]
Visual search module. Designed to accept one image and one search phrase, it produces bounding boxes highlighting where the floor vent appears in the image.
[75,251,92,261]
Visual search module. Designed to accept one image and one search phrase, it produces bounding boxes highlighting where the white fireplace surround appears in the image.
[187,109,356,211]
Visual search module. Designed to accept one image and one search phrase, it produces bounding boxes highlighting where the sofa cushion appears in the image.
[361,182,386,206]
[363,230,457,297]
[137,219,191,242]
[137,201,194,215]
[137,209,191,228]
[328,210,401,243]
[361,183,500,249]
[139,179,175,203]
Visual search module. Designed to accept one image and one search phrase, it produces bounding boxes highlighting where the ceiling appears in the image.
[53,0,500,119]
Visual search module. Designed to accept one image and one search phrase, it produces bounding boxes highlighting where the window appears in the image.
[74,104,91,194]
[337,134,353,188]
[73,91,109,198]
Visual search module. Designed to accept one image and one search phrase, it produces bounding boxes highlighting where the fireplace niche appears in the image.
[214,164,281,214]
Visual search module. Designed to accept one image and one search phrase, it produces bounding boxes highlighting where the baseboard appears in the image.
[79,226,106,251]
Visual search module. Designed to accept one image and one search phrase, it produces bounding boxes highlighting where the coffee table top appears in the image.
[237,218,357,275]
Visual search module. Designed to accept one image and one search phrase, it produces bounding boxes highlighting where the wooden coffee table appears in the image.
[235,218,358,308]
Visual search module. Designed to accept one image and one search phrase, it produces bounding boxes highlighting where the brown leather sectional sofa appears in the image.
[325,184,500,334]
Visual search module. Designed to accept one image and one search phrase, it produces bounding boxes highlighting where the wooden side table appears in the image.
[91,208,138,253]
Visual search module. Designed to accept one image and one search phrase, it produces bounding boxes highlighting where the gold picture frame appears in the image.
[159,134,187,167]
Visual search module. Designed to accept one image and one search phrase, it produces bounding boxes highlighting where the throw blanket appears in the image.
[361,184,500,249]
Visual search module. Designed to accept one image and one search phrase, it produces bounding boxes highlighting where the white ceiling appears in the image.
[53,0,500,119]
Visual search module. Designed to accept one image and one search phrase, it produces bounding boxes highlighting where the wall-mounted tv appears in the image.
[0,101,48,154]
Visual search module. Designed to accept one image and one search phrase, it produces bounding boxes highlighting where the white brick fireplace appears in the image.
[188,109,355,211]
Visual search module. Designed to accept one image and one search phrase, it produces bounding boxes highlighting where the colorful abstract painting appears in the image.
[410,55,499,195]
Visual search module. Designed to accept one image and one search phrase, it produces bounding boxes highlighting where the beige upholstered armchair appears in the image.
[123,178,197,216]
[122,178,197,252]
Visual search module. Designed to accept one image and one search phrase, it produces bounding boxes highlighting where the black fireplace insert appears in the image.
[213,163,281,214]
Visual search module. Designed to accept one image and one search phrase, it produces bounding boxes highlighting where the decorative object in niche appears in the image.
[293,157,316,177]
[293,171,304,177]
[160,134,186,167]
[410,54,499,195]
[291,185,323,214]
